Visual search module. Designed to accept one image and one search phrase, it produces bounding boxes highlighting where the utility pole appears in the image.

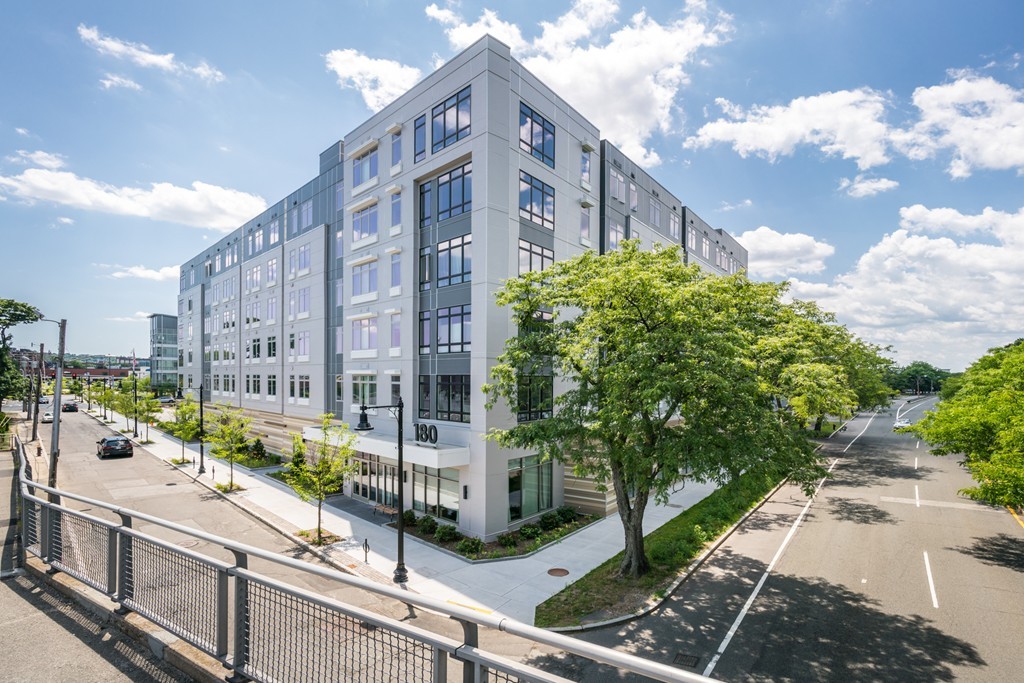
[48,319,66,498]
[30,343,43,442]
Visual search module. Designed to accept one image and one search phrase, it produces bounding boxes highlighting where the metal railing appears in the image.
[12,436,712,683]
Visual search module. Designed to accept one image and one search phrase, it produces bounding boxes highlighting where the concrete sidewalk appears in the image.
[67,407,716,625]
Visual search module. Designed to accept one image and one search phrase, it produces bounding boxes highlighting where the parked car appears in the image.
[61,402,79,412]
[41,411,54,423]
[893,418,911,430]
[97,436,134,459]
[157,397,176,405]
[38,396,49,404]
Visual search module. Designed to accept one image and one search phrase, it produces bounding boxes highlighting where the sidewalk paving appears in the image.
[48,406,717,625]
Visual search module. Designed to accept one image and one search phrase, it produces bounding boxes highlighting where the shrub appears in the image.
[538,512,560,531]
[251,438,267,460]
[434,524,462,543]
[456,537,484,555]
[402,509,417,527]
[497,532,518,548]
[518,524,542,539]
[417,516,438,535]
[556,506,577,524]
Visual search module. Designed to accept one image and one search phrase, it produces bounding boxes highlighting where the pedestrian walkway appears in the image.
[50,406,716,625]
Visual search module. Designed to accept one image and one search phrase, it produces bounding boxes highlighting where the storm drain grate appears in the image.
[674,653,700,667]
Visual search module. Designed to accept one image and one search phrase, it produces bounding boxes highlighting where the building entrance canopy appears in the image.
[301,426,470,469]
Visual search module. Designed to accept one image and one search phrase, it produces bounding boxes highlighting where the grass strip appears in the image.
[534,471,781,628]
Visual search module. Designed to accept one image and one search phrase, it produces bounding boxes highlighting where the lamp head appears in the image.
[354,406,374,432]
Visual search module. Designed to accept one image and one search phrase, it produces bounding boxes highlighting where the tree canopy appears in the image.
[286,414,358,545]
[912,339,1024,507]
[0,298,42,410]
[485,241,885,577]
[888,360,952,394]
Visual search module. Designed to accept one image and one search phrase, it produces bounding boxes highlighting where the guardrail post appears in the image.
[228,550,250,682]
[453,617,480,683]
[39,504,51,561]
[433,646,449,683]
[115,512,133,608]
[216,567,229,658]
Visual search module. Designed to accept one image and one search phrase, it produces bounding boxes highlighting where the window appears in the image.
[519,239,553,274]
[414,115,426,163]
[390,313,401,348]
[419,183,432,229]
[418,311,431,354]
[288,291,296,318]
[266,297,277,323]
[431,86,471,153]
[391,131,401,167]
[252,374,261,396]
[296,330,310,356]
[353,204,378,242]
[298,243,311,271]
[437,234,471,287]
[609,220,626,251]
[386,254,399,292]
[289,249,297,276]
[353,148,378,187]
[581,151,591,184]
[336,375,344,402]
[352,261,378,297]
[436,375,471,423]
[669,213,680,240]
[519,171,555,229]
[517,375,553,422]
[391,375,402,405]
[629,183,638,212]
[267,336,277,359]
[298,374,310,399]
[298,287,310,315]
[610,169,626,203]
[336,185,344,213]
[687,225,697,250]
[437,305,471,353]
[580,206,591,243]
[267,374,277,398]
[301,200,312,228]
[508,455,553,521]
[702,235,710,260]
[650,198,661,228]
[437,162,472,221]
[336,327,344,354]
[289,374,295,399]
[269,220,280,245]
[412,465,460,522]
[519,102,555,167]
[352,317,377,353]
[391,192,401,227]
[418,246,432,291]
[267,258,278,284]
[252,338,261,359]
[352,374,377,407]
[418,375,431,418]
[289,332,295,355]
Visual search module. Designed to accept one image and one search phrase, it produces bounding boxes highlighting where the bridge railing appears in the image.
[13,436,711,683]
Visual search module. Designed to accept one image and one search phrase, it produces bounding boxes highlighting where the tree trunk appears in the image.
[814,415,824,432]
[317,499,323,545]
[610,459,651,577]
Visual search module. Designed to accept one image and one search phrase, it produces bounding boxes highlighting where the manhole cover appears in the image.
[547,568,569,577]
[177,540,200,548]
[674,653,700,667]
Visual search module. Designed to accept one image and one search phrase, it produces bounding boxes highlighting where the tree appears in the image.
[0,298,42,410]
[889,360,952,394]
[205,404,253,491]
[285,413,358,545]
[171,397,201,461]
[136,396,161,441]
[913,340,1024,507]
[485,241,825,577]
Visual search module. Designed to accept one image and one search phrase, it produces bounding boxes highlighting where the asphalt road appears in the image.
[576,398,1024,682]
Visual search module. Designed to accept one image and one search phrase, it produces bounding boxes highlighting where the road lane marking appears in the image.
[914,457,918,470]
[1009,506,1024,529]
[916,441,920,449]
[923,551,939,608]
[703,458,840,677]
[915,485,920,507]
[841,415,875,453]
[879,496,1005,512]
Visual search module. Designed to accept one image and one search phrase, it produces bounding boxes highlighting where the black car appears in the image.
[97,436,133,459]
[61,402,79,412]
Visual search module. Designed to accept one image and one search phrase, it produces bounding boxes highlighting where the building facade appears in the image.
[177,36,748,539]
[148,313,178,393]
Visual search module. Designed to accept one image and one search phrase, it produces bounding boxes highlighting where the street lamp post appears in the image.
[85,373,91,411]
[353,397,407,584]
[38,319,67,498]
[132,371,139,438]
[178,384,206,474]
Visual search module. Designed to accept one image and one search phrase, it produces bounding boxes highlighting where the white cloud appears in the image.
[110,265,179,281]
[0,167,266,231]
[718,198,752,212]
[15,127,29,136]
[324,49,423,111]
[8,150,67,170]
[890,73,1024,178]
[105,311,152,323]
[78,24,225,85]
[100,73,142,91]
[787,204,1024,371]
[838,174,899,198]
[736,226,835,278]
[686,89,892,169]
[57,216,74,225]
[426,2,530,53]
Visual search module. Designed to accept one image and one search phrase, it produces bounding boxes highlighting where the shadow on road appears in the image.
[827,496,899,525]
[951,533,1024,574]
[551,548,985,682]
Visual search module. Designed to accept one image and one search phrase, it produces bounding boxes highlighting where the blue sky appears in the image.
[2,0,1022,372]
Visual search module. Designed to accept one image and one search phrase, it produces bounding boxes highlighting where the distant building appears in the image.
[177,35,748,539]
[148,314,178,393]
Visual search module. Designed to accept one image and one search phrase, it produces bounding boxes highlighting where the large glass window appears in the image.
[352,204,378,241]
[412,465,460,522]
[610,169,626,203]
[390,313,401,348]
[418,246,432,291]
[419,184,432,228]
[580,206,591,243]
[414,115,426,163]
[608,220,626,251]
[519,102,555,167]
[353,148,378,187]
[352,261,378,297]
[431,86,471,153]
[418,374,431,418]
[418,311,431,354]
[391,252,401,289]
[650,198,662,228]
[517,375,553,422]
[669,213,680,240]
[352,317,377,352]
[298,244,311,270]
[436,374,471,423]
[391,131,402,167]
[352,374,377,407]
[519,239,553,274]
[437,305,471,353]
[508,456,553,522]
[437,234,471,287]
[391,192,401,227]
[437,162,472,221]
[519,171,555,229]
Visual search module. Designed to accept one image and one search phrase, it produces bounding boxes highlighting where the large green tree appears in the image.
[0,299,42,410]
[171,397,201,461]
[913,340,1024,507]
[286,413,359,545]
[890,360,952,394]
[485,241,826,577]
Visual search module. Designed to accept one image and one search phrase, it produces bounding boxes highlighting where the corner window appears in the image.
[519,102,555,168]
[508,455,552,521]
[518,171,555,229]
[431,86,471,153]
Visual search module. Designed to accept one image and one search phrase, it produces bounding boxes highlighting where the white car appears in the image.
[41,411,54,424]
[893,418,911,430]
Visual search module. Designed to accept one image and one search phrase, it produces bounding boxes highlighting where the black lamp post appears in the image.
[197,383,205,475]
[353,397,408,584]
[132,371,139,437]
[85,373,91,411]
